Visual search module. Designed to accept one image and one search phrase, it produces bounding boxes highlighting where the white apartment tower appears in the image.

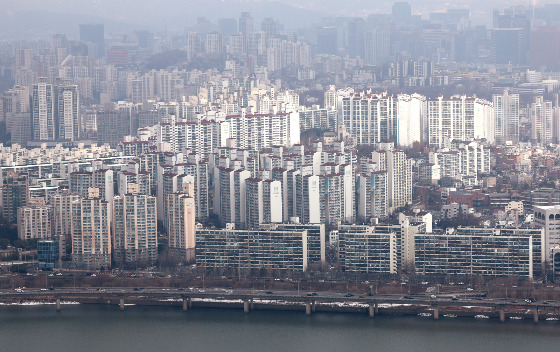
[397,93,426,147]
[32,82,56,141]
[531,96,553,145]
[57,85,80,141]
[372,143,412,212]
[245,178,283,229]
[493,90,519,144]
[339,90,398,145]
[427,95,494,148]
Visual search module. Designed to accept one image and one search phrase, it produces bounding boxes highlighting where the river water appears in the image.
[1,304,558,352]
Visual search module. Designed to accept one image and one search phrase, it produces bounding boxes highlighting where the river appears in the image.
[1,304,558,351]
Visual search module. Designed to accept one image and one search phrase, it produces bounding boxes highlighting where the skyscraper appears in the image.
[347,18,365,58]
[218,18,237,37]
[239,12,254,37]
[316,26,338,55]
[392,2,412,23]
[79,24,105,58]
[239,12,253,51]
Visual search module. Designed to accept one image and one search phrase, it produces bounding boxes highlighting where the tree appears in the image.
[0,238,10,249]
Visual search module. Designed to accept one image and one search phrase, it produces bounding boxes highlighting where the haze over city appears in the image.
[3,0,560,350]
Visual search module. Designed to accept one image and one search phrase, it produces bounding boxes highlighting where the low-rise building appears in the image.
[196,228,308,272]
[415,228,536,278]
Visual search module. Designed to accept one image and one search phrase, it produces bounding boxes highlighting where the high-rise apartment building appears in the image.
[32,83,81,142]
[427,95,494,148]
[372,143,412,212]
[397,93,426,147]
[339,90,398,145]
[295,174,321,224]
[71,188,111,269]
[2,171,29,223]
[96,109,132,147]
[57,85,80,141]
[32,82,56,141]
[17,205,51,240]
[186,32,201,60]
[205,32,223,54]
[357,165,388,222]
[214,167,251,227]
[245,178,282,229]
[51,191,80,255]
[112,192,158,264]
[493,90,519,144]
[530,96,554,145]
[239,12,254,37]
[166,183,196,263]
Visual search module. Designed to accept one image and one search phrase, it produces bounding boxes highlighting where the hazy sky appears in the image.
[3,0,539,20]
[0,0,554,39]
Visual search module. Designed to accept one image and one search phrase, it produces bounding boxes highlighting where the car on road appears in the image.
[344,294,354,297]
[266,291,274,294]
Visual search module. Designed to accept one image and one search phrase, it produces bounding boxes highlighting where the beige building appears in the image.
[166,183,196,262]
[71,188,111,269]
[17,205,51,240]
[112,189,158,265]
